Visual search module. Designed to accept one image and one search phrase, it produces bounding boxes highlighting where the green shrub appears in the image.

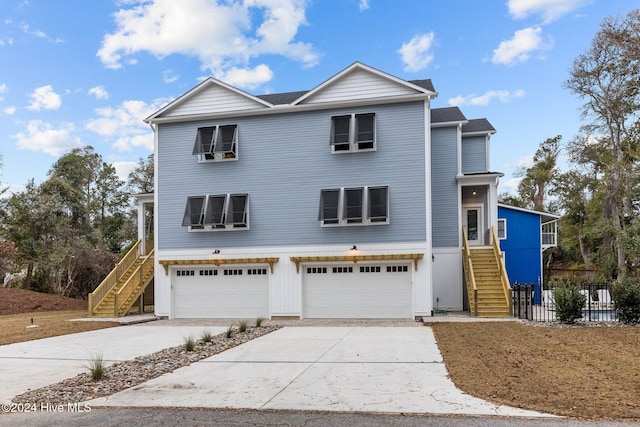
[238,320,248,333]
[184,334,195,351]
[226,325,234,338]
[88,353,106,381]
[612,279,640,324]
[255,317,264,327]
[554,281,586,323]
[200,330,213,343]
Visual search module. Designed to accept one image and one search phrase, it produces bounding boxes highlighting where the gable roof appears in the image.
[431,106,467,124]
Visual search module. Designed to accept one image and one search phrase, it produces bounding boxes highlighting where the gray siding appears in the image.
[461,136,487,173]
[157,102,427,250]
[431,127,459,247]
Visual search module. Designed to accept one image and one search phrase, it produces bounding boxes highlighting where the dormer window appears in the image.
[182,193,248,231]
[192,125,238,162]
[330,113,375,153]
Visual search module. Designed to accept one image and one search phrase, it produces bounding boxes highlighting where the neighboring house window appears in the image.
[497,218,507,239]
[330,113,375,153]
[182,193,248,231]
[192,125,238,162]
[318,186,389,226]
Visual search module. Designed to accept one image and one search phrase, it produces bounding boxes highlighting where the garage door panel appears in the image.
[303,264,412,318]
[173,268,269,318]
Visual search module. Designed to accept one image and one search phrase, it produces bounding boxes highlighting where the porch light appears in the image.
[351,245,358,251]
[213,249,220,254]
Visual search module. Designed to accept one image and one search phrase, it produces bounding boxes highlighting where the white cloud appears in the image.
[112,161,138,181]
[491,26,552,66]
[19,22,64,43]
[3,106,16,115]
[398,32,436,72]
[217,64,274,90]
[13,120,82,156]
[500,177,521,194]
[0,83,7,99]
[448,89,526,107]
[507,0,592,23]
[97,0,318,88]
[359,0,370,11]
[27,85,62,111]
[88,85,109,100]
[162,69,178,83]
[85,99,165,152]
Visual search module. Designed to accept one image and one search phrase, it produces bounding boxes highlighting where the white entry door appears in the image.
[463,205,484,246]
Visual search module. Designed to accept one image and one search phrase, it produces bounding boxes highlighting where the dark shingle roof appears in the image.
[256,91,308,105]
[431,107,467,124]
[462,118,495,134]
[408,79,435,93]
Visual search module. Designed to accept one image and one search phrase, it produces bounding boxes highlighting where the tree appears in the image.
[127,154,154,195]
[514,135,562,212]
[564,9,640,279]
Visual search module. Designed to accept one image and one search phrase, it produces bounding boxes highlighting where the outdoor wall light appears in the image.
[351,245,358,251]
[213,249,220,254]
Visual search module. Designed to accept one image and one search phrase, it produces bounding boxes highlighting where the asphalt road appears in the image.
[0,408,637,427]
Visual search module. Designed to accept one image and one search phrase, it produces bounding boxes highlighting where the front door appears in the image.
[463,205,484,246]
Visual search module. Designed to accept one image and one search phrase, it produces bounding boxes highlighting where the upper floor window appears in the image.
[330,113,375,153]
[182,193,248,231]
[318,186,388,226]
[192,125,238,162]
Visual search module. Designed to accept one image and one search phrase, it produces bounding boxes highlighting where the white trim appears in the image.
[462,203,484,246]
[497,203,561,223]
[497,218,507,240]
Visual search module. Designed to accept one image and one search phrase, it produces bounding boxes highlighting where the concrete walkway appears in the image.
[0,324,225,404]
[86,325,551,417]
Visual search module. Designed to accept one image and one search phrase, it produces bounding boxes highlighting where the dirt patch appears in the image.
[0,288,87,315]
[0,288,119,345]
[432,322,640,420]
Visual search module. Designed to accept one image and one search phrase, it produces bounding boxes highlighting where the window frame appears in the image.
[330,113,376,153]
[318,186,389,226]
[497,218,507,240]
[192,124,238,163]
[182,193,249,232]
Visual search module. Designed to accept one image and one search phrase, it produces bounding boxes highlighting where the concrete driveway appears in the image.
[85,325,550,417]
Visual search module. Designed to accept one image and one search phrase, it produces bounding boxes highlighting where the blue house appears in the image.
[498,204,559,301]
[89,62,514,319]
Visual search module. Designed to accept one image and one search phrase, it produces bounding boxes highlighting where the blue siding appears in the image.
[157,102,427,249]
[461,136,486,173]
[498,207,541,285]
[431,127,459,247]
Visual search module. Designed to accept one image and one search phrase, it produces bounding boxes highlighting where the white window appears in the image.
[497,218,507,239]
[182,193,248,231]
[192,125,238,162]
[318,186,388,226]
[330,113,375,153]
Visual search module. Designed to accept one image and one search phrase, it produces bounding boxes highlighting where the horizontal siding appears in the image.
[157,102,427,250]
[498,207,542,285]
[431,127,459,247]
[461,135,487,173]
[302,69,417,104]
[165,84,268,117]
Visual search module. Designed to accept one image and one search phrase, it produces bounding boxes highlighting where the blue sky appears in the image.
[0,0,635,196]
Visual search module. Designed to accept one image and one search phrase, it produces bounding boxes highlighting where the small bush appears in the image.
[200,330,213,343]
[238,320,248,333]
[226,325,234,338]
[184,334,195,351]
[554,281,586,323]
[88,353,106,381]
[612,279,640,324]
[255,317,264,327]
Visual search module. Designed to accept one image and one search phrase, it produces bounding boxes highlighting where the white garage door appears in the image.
[173,267,269,318]
[303,263,412,318]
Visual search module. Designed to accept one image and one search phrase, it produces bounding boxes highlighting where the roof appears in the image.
[431,107,466,124]
[408,79,436,93]
[462,118,495,135]
[498,203,561,223]
[256,91,308,105]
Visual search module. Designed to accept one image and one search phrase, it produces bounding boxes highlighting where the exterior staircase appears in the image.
[88,240,154,317]
[462,227,512,318]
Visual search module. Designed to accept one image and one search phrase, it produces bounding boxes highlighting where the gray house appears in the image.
[89,62,510,319]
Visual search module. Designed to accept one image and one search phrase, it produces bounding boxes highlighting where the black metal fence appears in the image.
[512,283,617,322]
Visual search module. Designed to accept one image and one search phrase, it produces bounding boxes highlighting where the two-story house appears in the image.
[88,62,511,319]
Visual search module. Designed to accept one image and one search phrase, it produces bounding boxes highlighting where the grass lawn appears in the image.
[0,310,119,346]
[432,322,640,420]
